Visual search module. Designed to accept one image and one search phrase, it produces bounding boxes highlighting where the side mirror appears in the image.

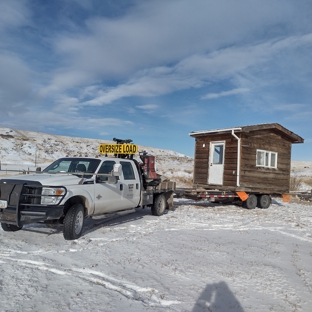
[113,164,122,176]
[36,167,42,172]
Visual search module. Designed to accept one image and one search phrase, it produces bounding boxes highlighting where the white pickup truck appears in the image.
[0,153,175,240]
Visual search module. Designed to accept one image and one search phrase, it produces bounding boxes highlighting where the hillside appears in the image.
[0,127,194,187]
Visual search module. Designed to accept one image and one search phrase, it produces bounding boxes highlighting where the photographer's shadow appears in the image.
[192,281,244,312]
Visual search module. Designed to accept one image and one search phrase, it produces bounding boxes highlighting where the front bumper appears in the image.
[0,179,66,227]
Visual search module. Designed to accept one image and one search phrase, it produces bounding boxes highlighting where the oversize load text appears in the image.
[98,144,138,155]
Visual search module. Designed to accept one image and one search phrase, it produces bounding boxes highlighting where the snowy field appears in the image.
[1,198,311,312]
[1,127,312,311]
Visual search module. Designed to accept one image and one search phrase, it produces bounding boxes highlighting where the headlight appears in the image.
[41,187,66,205]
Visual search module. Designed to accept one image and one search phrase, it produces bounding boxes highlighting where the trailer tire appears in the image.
[151,194,166,216]
[257,195,271,209]
[242,194,257,209]
[63,203,85,240]
[1,223,22,232]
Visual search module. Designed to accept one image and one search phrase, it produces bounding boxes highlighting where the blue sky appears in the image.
[0,0,312,160]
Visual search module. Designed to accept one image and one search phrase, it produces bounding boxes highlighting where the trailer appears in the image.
[186,123,304,208]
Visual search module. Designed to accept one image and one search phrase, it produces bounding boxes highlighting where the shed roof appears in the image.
[189,123,304,143]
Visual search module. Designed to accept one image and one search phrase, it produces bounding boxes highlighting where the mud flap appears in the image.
[164,191,174,210]
[236,191,249,202]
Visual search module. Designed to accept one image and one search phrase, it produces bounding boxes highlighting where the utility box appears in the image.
[189,123,304,194]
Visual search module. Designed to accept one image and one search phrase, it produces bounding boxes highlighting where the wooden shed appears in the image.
[189,123,304,194]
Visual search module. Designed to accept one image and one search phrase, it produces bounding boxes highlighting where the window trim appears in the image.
[120,161,136,180]
[256,149,278,168]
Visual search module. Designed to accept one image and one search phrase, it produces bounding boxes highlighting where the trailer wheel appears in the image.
[151,194,166,216]
[242,194,257,209]
[1,223,22,232]
[257,195,271,209]
[63,203,85,240]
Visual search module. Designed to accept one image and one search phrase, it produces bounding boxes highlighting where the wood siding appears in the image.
[193,129,292,194]
[193,134,238,188]
[239,130,291,193]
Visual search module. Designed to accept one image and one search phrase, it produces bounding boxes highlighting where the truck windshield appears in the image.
[43,158,101,174]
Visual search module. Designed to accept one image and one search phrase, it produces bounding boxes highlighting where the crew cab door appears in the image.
[93,160,141,214]
[94,160,125,214]
[119,160,141,208]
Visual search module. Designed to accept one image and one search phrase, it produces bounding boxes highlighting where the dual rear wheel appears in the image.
[151,194,166,216]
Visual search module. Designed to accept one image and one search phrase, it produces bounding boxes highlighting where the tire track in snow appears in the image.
[0,257,180,308]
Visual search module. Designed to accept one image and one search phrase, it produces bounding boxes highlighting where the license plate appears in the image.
[0,200,8,209]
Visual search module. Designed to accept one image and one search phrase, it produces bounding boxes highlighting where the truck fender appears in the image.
[61,187,95,216]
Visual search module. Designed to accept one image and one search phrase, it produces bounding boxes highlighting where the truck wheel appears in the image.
[1,223,22,232]
[257,195,271,209]
[242,194,257,209]
[151,194,166,216]
[63,203,85,240]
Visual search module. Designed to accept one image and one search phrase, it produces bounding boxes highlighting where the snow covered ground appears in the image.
[1,198,311,312]
[1,127,312,311]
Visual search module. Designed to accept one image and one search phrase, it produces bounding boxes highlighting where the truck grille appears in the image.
[0,180,43,206]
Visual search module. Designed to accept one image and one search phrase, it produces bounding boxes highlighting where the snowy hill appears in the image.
[0,127,194,186]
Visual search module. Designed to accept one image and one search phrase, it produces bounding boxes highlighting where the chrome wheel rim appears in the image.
[75,210,83,234]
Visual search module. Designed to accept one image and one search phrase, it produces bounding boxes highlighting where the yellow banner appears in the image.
[98,144,138,155]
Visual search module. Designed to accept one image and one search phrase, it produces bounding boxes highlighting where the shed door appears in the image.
[208,141,225,185]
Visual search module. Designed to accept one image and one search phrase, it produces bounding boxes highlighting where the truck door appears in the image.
[208,141,225,185]
[120,161,141,208]
[94,160,126,214]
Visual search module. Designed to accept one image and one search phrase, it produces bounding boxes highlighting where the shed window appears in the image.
[256,150,277,168]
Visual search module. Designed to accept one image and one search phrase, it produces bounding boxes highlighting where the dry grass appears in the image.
[289,176,303,191]
[302,177,312,187]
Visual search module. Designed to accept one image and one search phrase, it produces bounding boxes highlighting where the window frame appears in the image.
[120,161,136,180]
[256,149,278,169]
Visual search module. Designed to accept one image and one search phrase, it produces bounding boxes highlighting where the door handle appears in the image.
[120,184,123,191]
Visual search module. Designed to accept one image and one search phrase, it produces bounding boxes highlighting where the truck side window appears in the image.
[120,161,135,180]
[97,161,116,182]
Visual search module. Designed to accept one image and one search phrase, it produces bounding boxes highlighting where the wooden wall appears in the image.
[193,134,238,188]
[239,129,291,193]
[193,129,292,194]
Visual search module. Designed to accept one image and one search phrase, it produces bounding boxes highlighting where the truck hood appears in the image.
[1,173,88,186]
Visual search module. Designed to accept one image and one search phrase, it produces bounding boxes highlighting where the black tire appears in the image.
[1,223,23,232]
[242,194,257,209]
[151,194,166,216]
[63,203,85,240]
[257,195,271,209]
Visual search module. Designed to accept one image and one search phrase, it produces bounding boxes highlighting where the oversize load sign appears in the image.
[98,144,138,155]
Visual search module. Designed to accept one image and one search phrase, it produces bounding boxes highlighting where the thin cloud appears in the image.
[45,0,297,93]
[79,34,312,106]
[136,104,159,114]
[201,88,250,100]
[273,104,307,111]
